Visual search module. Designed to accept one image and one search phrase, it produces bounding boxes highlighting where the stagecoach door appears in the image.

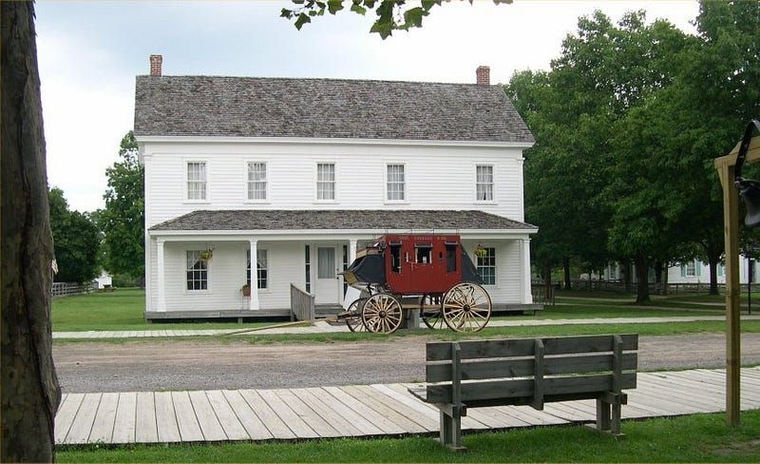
[315,245,341,305]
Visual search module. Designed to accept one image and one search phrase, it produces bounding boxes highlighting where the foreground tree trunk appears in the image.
[1,1,62,461]
[634,252,651,304]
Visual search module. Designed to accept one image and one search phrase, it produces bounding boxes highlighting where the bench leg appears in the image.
[595,399,623,436]
[439,409,465,451]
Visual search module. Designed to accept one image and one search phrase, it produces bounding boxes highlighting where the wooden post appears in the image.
[714,135,760,426]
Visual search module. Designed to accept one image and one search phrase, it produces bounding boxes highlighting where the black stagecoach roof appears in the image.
[149,210,536,232]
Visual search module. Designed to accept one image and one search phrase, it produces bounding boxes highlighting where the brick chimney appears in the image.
[476,65,490,85]
[149,54,163,77]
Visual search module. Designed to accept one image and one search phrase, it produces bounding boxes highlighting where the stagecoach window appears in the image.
[445,243,457,273]
[390,244,401,273]
[415,243,432,264]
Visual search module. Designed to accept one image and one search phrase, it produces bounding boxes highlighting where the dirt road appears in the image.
[54,333,760,393]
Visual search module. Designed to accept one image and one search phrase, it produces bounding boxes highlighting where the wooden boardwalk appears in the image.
[55,367,760,445]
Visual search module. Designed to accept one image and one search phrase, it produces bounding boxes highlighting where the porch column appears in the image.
[349,239,357,265]
[522,238,533,304]
[156,238,166,311]
[249,239,260,310]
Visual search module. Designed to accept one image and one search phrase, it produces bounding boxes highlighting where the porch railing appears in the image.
[290,284,315,323]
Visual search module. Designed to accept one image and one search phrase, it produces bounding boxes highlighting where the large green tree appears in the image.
[49,187,101,284]
[100,131,145,282]
[1,1,61,460]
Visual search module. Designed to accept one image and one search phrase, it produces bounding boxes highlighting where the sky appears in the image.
[36,0,701,213]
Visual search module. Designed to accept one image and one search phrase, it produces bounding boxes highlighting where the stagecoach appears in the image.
[340,234,491,334]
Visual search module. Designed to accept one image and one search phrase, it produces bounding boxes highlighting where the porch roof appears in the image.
[149,210,536,232]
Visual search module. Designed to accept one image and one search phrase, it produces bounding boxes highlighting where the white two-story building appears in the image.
[134,55,537,320]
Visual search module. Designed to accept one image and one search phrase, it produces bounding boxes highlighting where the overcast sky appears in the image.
[36,0,701,213]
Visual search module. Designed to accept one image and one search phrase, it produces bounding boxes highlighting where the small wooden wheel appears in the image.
[420,294,445,330]
[345,298,367,332]
[442,282,491,333]
[361,293,403,334]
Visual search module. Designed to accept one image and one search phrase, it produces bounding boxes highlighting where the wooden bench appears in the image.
[408,334,638,450]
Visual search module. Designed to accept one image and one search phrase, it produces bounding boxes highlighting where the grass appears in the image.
[56,410,760,462]
[51,288,760,339]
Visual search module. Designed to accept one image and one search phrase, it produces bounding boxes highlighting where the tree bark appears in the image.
[1,1,62,461]
[562,256,572,290]
[635,252,651,304]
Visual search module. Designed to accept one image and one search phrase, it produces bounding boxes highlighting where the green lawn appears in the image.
[56,409,760,462]
[52,288,760,337]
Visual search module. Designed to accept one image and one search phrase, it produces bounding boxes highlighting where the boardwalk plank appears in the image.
[64,393,101,444]
[222,390,273,440]
[135,392,158,443]
[322,386,406,435]
[239,389,295,439]
[276,389,341,438]
[258,389,318,438]
[206,390,250,441]
[643,374,726,409]
[89,392,119,443]
[369,384,439,431]
[305,387,385,436]
[500,405,569,426]
[341,385,428,433]
[154,391,181,442]
[291,388,364,437]
[188,391,227,441]
[112,392,137,443]
[55,393,84,444]
[172,391,204,442]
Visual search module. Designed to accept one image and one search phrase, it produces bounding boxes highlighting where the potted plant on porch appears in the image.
[240,283,251,297]
[199,248,214,261]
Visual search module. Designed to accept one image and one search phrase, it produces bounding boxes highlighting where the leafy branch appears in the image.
[281,0,513,39]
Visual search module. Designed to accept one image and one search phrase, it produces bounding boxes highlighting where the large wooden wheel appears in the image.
[361,293,403,334]
[420,294,445,330]
[442,282,491,333]
[344,298,367,332]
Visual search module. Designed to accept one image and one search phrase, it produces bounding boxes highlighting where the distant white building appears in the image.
[93,271,113,289]
[600,258,759,285]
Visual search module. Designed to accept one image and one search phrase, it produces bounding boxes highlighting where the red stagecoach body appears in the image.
[343,233,483,295]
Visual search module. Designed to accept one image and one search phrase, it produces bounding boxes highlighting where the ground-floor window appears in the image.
[476,247,496,285]
[186,251,208,290]
[247,249,269,290]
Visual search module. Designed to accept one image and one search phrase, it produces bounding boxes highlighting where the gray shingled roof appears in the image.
[134,76,534,143]
[149,210,536,232]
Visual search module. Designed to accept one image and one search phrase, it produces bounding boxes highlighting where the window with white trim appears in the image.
[476,165,494,201]
[186,161,207,200]
[386,164,405,201]
[247,249,268,290]
[186,251,208,290]
[476,247,496,285]
[681,261,696,277]
[316,163,335,200]
[247,162,267,200]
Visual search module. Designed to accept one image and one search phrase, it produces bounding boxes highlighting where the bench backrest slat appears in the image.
[426,334,638,361]
[425,372,637,404]
[425,352,638,382]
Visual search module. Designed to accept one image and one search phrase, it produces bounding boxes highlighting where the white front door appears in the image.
[315,246,340,305]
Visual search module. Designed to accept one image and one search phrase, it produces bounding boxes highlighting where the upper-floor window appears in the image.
[317,163,335,200]
[386,164,405,201]
[186,250,208,291]
[247,162,267,200]
[186,161,207,200]
[476,165,494,201]
[476,247,496,285]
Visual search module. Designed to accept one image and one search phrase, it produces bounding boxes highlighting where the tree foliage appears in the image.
[281,0,512,39]
[49,187,101,283]
[100,130,145,282]
[508,0,760,301]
